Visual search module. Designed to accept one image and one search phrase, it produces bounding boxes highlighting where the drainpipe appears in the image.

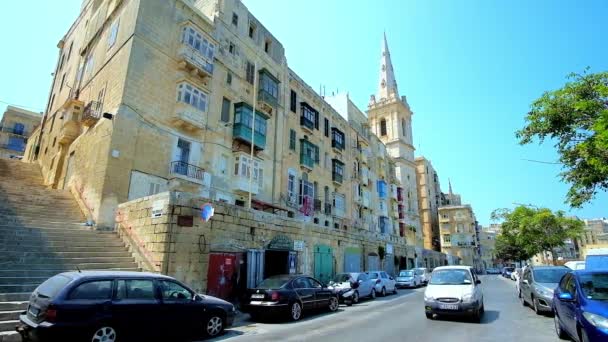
[163,204,175,275]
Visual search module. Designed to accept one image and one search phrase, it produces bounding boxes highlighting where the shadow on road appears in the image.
[433,310,500,325]
[245,308,347,325]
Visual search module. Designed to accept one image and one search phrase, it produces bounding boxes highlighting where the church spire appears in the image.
[377,32,399,100]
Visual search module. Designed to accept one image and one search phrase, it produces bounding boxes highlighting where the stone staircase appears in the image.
[0,159,139,341]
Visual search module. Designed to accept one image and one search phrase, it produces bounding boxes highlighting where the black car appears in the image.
[241,275,339,321]
[18,271,236,342]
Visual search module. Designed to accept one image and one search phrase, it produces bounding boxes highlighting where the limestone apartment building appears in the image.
[438,204,482,269]
[0,106,41,159]
[24,0,448,282]
[415,156,442,251]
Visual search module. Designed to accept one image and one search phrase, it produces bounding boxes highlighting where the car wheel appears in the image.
[532,296,541,315]
[352,290,360,304]
[91,326,118,342]
[328,296,339,312]
[425,312,433,319]
[381,287,387,297]
[290,301,302,321]
[554,313,569,340]
[370,289,376,299]
[205,315,224,337]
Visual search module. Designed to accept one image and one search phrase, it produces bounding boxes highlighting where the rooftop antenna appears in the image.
[76,266,82,273]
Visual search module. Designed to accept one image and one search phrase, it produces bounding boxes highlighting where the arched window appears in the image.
[380,119,387,136]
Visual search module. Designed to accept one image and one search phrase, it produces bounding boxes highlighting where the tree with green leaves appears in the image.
[516,69,608,208]
[492,206,584,265]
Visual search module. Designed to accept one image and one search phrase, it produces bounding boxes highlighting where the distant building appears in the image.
[415,156,442,251]
[574,218,608,258]
[438,204,482,269]
[479,230,497,269]
[0,106,41,159]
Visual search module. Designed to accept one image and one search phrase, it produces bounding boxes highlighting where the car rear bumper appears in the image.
[242,302,289,316]
[18,314,72,342]
[425,301,481,316]
[396,282,415,288]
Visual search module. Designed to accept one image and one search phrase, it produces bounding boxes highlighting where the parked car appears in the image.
[328,272,376,303]
[414,268,431,285]
[564,260,585,271]
[17,271,236,342]
[424,266,484,322]
[395,270,422,288]
[502,267,515,278]
[241,275,338,321]
[366,271,397,296]
[486,268,500,275]
[519,266,570,315]
[553,270,608,341]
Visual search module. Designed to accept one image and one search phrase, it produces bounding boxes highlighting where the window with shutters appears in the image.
[221,97,231,123]
[299,176,314,205]
[289,129,296,150]
[287,169,297,204]
[300,102,318,131]
[245,61,255,84]
[290,90,297,113]
[333,193,346,218]
[324,118,329,137]
[332,159,344,184]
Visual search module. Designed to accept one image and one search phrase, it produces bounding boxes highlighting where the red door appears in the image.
[207,253,239,300]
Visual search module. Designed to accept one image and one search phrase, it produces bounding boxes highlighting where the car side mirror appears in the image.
[522,280,529,285]
[558,292,574,302]
[475,279,481,285]
[193,294,204,301]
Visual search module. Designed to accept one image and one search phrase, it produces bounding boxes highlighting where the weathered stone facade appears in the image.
[0,106,41,159]
[116,191,414,293]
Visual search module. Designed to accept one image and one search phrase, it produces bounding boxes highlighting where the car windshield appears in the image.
[579,273,608,300]
[533,268,569,283]
[257,277,291,289]
[333,274,352,282]
[399,271,413,277]
[429,270,472,285]
[505,267,514,272]
[36,275,72,298]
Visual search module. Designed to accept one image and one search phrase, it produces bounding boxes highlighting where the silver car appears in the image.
[519,266,570,314]
[395,270,423,288]
[330,272,376,303]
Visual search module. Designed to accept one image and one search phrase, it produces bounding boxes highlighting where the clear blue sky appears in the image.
[1,0,606,225]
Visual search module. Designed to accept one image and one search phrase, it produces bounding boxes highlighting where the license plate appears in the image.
[251,294,265,299]
[439,304,459,310]
[250,301,263,305]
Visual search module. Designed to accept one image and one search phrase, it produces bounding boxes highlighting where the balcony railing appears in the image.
[0,143,25,152]
[300,115,314,131]
[0,126,28,136]
[177,44,214,78]
[332,172,343,184]
[82,101,102,126]
[170,161,204,181]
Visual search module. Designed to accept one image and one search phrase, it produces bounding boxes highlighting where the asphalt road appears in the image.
[210,275,562,342]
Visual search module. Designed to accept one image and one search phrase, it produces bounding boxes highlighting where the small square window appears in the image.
[232,13,238,26]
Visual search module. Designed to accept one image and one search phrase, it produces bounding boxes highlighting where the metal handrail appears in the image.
[170,161,204,180]
[83,101,102,121]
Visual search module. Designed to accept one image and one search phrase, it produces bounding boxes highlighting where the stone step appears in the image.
[0,228,115,239]
[1,250,132,262]
[0,222,87,230]
[0,236,124,247]
[0,284,40,294]
[0,278,49,286]
[0,268,139,279]
[0,239,127,249]
[0,302,27,312]
[0,207,83,214]
[0,261,138,271]
[0,245,127,254]
[1,256,136,266]
[0,225,102,233]
[0,311,21,322]
[0,321,19,335]
[0,293,29,302]
[0,330,22,341]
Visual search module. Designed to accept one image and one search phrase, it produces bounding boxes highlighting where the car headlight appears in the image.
[424,293,434,301]
[462,294,474,303]
[534,286,551,297]
[583,312,608,330]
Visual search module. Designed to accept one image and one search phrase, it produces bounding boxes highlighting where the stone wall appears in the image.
[116,191,417,293]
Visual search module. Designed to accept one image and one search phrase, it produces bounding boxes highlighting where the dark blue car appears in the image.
[553,271,608,342]
[18,271,236,342]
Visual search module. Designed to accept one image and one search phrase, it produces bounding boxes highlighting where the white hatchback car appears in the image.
[366,271,397,296]
[424,266,484,321]
[414,268,431,285]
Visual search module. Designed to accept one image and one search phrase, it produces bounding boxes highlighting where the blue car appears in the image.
[553,271,608,342]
